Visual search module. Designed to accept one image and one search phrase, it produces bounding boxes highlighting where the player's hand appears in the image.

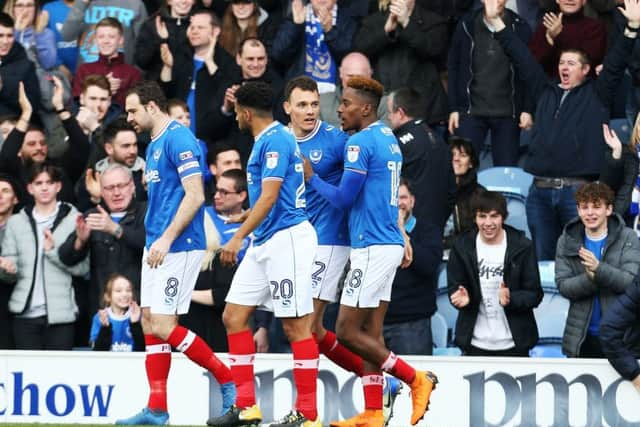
[43,229,55,252]
[147,235,171,268]
[98,308,110,327]
[220,235,243,266]
[129,301,141,323]
[450,285,470,308]
[0,256,16,274]
[254,327,269,353]
[499,282,510,306]
[225,210,250,224]
[301,155,314,182]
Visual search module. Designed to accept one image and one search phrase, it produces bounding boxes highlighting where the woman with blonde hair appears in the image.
[218,0,278,56]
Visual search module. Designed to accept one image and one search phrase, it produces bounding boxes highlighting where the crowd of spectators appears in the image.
[0,0,638,391]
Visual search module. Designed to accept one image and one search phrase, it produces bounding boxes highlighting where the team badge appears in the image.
[266,152,279,169]
[347,146,360,163]
[309,149,323,164]
[153,149,162,160]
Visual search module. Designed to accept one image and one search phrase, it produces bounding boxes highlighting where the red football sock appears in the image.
[362,374,383,410]
[316,331,364,377]
[144,334,171,412]
[167,325,233,384]
[291,338,319,421]
[380,351,416,385]
[227,329,256,408]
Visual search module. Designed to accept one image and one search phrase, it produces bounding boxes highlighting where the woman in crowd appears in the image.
[218,0,279,56]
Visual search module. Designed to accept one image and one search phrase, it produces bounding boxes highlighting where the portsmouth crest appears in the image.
[347,145,360,163]
[153,149,162,161]
[309,149,323,164]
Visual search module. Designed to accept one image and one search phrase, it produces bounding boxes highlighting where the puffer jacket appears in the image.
[1,203,90,324]
[555,213,640,357]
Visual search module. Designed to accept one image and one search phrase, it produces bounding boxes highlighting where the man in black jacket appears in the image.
[483,0,640,261]
[384,179,442,355]
[387,87,456,231]
[59,163,146,317]
[159,10,241,142]
[447,190,542,356]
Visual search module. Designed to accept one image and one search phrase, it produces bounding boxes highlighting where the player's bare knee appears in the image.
[222,305,251,333]
[335,318,356,345]
[281,318,311,342]
[149,315,176,340]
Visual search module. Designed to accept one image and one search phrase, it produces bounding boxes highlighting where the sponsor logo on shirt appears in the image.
[145,169,160,183]
[266,152,279,169]
[347,145,360,163]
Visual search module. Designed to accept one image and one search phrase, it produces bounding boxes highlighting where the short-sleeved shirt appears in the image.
[144,120,206,252]
[296,120,349,246]
[345,121,404,248]
[247,121,307,246]
[89,308,135,352]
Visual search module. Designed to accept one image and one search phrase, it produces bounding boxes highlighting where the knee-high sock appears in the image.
[380,351,416,384]
[316,331,364,377]
[292,337,319,421]
[362,373,383,410]
[145,335,171,412]
[167,325,233,385]
[227,329,256,408]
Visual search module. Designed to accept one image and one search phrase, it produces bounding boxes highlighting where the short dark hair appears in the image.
[208,142,239,165]
[471,190,508,220]
[0,173,19,198]
[235,81,273,114]
[399,177,413,195]
[0,12,14,29]
[238,37,265,56]
[560,48,591,66]
[27,163,63,184]
[284,75,318,101]
[192,9,221,28]
[390,88,424,120]
[26,123,46,135]
[95,17,123,34]
[103,117,135,145]
[449,136,479,170]
[575,182,614,206]
[220,168,247,193]
[81,74,111,96]
[127,80,168,112]
[346,76,384,109]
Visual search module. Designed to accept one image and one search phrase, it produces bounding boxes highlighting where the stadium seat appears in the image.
[609,118,632,146]
[538,260,557,293]
[529,343,566,358]
[503,194,531,238]
[534,292,569,343]
[477,167,534,198]
[437,262,447,290]
[436,288,458,335]
[431,312,448,349]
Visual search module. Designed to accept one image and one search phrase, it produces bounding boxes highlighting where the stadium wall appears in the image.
[0,351,638,426]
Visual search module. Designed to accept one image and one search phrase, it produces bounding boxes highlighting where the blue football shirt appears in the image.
[89,309,135,352]
[247,121,307,246]
[144,120,206,252]
[205,206,251,262]
[345,121,404,248]
[296,120,349,246]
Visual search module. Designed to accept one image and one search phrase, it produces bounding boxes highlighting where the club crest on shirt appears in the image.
[347,145,360,163]
[309,149,323,164]
[266,152,279,169]
[153,149,162,161]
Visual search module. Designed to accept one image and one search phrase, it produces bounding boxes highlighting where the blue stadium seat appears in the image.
[431,312,448,350]
[529,343,566,358]
[609,118,632,146]
[534,292,569,342]
[437,262,447,290]
[477,167,534,198]
[503,194,531,238]
[538,260,557,293]
[436,288,458,334]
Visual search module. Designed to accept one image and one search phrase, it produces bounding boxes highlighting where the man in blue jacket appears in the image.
[484,0,640,261]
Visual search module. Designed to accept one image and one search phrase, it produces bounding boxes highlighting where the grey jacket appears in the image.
[555,213,640,357]
[1,203,90,324]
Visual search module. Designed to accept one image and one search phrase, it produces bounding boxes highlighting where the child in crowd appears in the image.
[72,17,141,108]
[168,99,212,184]
[90,274,144,352]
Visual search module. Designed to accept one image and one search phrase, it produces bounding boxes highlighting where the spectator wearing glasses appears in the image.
[59,163,146,317]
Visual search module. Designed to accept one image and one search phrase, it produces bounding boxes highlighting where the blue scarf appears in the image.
[304,4,338,93]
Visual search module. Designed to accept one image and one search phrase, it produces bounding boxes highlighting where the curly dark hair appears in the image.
[235,81,273,114]
[574,182,614,206]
